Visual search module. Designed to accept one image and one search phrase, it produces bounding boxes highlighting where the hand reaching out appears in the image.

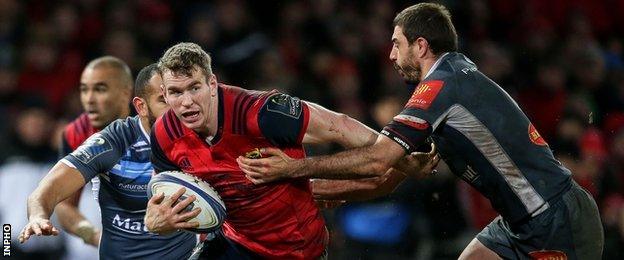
[19,217,60,243]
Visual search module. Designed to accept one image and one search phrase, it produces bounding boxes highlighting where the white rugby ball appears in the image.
[147,171,226,233]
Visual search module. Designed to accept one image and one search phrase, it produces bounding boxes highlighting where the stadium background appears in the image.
[0,0,623,259]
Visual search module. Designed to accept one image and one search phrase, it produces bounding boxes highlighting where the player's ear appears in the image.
[132,97,148,117]
[207,74,217,88]
[415,37,429,58]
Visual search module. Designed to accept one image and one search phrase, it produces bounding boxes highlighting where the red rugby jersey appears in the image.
[151,84,328,259]
[60,113,99,157]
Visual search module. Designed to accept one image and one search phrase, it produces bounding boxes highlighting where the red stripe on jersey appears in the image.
[167,111,183,138]
[161,111,175,140]
[232,93,244,134]
[393,114,430,130]
[238,95,253,134]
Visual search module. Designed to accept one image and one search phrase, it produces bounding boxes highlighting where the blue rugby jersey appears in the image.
[62,115,196,259]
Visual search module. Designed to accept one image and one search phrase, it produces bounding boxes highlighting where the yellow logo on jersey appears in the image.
[245,148,263,159]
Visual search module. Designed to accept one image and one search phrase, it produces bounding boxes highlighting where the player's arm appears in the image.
[240,78,454,184]
[51,123,129,246]
[55,190,99,246]
[54,132,99,246]
[237,94,434,190]
[311,143,440,201]
[300,102,436,199]
[145,129,201,235]
[311,171,407,201]
[18,162,85,243]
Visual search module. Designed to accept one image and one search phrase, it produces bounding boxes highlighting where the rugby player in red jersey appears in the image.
[145,43,434,259]
[56,56,133,246]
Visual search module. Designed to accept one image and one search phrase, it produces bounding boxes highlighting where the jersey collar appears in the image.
[423,52,450,79]
[138,116,150,144]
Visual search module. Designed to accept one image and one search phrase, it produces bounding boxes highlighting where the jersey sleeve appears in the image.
[61,120,127,181]
[255,92,310,146]
[150,129,181,173]
[382,78,456,153]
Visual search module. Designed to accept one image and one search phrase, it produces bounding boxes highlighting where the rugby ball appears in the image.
[147,171,226,233]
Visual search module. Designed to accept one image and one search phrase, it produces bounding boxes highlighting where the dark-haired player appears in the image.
[19,64,198,259]
[238,3,604,260]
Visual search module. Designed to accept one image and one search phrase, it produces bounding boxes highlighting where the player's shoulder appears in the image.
[99,116,142,141]
[63,113,97,149]
[433,52,479,81]
[64,113,92,135]
[153,109,186,146]
[222,84,277,134]
[223,84,275,108]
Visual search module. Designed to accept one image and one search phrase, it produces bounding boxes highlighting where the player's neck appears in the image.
[198,86,219,138]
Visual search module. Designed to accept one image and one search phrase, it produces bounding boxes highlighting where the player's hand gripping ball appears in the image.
[148,171,226,233]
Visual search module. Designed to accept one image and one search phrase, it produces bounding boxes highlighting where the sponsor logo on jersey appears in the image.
[406,80,444,110]
[393,115,429,130]
[528,123,547,146]
[112,214,149,234]
[117,183,147,191]
[71,133,113,164]
[266,94,302,119]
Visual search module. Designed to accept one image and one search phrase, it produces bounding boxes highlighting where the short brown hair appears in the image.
[157,42,213,78]
[393,3,458,55]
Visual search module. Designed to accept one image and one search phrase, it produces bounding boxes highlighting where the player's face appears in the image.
[80,67,130,129]
[162,67,215,133]
[144,73,168,126]
[390,26,421,84]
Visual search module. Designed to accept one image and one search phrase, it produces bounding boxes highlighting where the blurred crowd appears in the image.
[0,0,623,259]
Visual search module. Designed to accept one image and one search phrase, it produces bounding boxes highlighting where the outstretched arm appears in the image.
[311,170,407,201]
[19,162,86,243]
[55,188,100,246]
[311,144,440,201]
[239,133,407,182]
[238,100,434,183]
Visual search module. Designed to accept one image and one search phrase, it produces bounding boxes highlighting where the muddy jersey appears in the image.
[62,116,196,259]
[151,84,327,259]
[382,52,572,224]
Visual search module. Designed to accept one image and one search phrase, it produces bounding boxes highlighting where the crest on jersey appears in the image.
[71,133,113,164]
[528,123,548,146]
[179,156,193,171]
[406,80,444,110]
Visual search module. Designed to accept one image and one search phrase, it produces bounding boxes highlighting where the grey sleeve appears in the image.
[62,120,128,181]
